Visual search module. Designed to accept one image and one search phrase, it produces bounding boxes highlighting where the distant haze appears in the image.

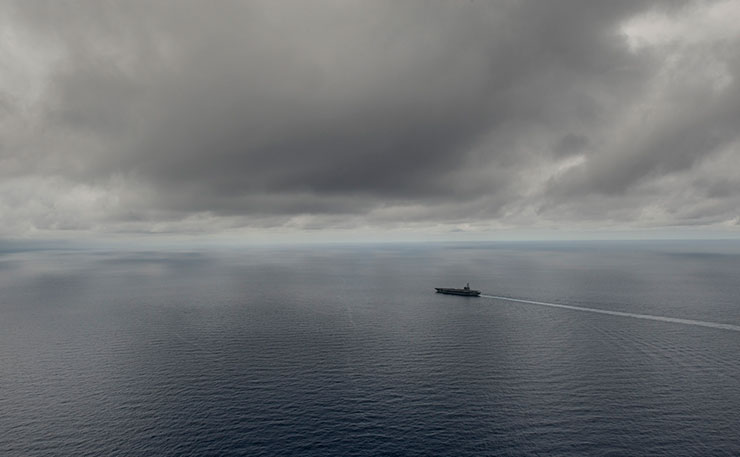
[2,1,740,241]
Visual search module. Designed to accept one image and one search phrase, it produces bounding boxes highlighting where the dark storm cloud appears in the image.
[2,0,739,236]
[549,60,740,197]
[553,134,590,158]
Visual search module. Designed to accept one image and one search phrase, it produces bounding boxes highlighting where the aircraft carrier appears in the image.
[435,283,481,297]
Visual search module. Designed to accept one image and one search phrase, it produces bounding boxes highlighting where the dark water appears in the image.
[2,241,740,456]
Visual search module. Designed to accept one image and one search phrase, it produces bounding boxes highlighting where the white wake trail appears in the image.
[480,295,740,333]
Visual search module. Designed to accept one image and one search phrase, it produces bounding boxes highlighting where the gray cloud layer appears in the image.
[2,0,740,238]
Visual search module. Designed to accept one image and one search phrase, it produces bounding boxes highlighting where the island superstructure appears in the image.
[435,283,481,297]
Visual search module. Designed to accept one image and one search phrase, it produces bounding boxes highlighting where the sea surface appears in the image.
[1,240,740,456]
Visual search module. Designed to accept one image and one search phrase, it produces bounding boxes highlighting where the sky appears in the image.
[1,0,740,243]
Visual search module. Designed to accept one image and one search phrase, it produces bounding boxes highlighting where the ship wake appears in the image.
[480,295,740,333]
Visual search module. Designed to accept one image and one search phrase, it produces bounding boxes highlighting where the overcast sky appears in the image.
[1,0,740,242]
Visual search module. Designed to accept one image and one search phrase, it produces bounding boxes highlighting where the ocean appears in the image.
[1,241,739,456]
